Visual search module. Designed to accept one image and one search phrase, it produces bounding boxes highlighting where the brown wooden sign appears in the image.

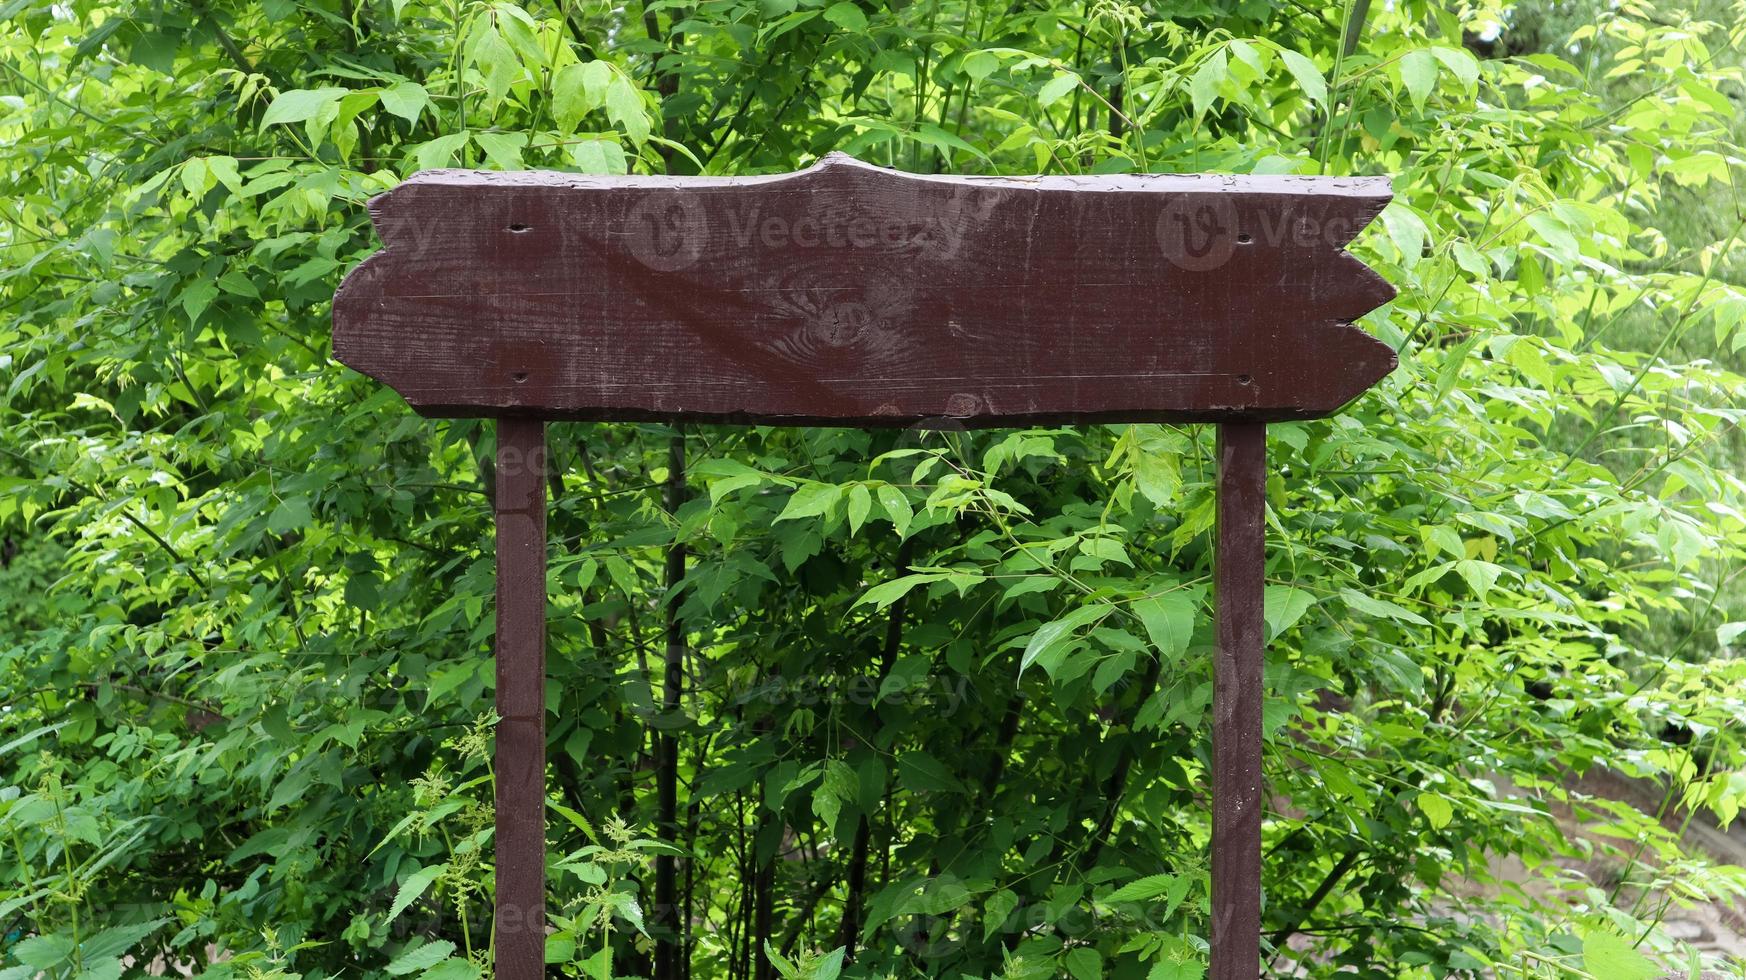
[335,154,1393,425]
[331,153,1395,980]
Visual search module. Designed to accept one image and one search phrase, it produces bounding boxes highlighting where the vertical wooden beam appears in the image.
[655,429,686,979]
[1211,421,1266,980]
[495,417,547,979]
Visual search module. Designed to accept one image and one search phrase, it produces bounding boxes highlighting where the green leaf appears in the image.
[896,750,959,793]
[1419,525,1464,561]
[912,122,984,159]
[553,62,605,131]
[1191,48,1227,118]
[1432,45,1480,89]
[983,889,1018,939]
[1103,873,1179,903]
[12,934,73,969]
[568,138,628,175]
[419,958,482,980]
[813,760,857,834]
[1452,559,1504,600]
[1339,589,1431,627]
[1580,930,1658,980]
[776,483,842,522]
[268,497,310,534]
[606,892,648,935]
[413,132,470,169]
[387,940,456,975]
[260,88,346,127]
[472,131,528,170]
[1038,71,1080,107]
[1418,793,1453,830]
[1132,591,1195,661]
[856,573,945,610]
[0,721,68,757]
[471,23,519,107]
[344,572,381,612]
[605,77,651,144]
[1380,202,1428,268]
[551,801,602,844]
[1398,49,1437,109]
[1064,947,1102,980]
[702,459,768,501]
[822,1,866,31]
[546,935,577,964]
[1079,536,1131,567]
[1147,940,1205,980]
[379,81,429,124]
[1277,48,1326,105]
[1436,334,1482,404]
[1131,443,1182,507]
[388,863,445,923]
[962,50,999,80]
[180,157,211,197]
[764,941,798,979]
[876,484,912,537]
[180,279,218,323]
[1021,604,1107,676]
[580,60,613,102]
[206,155,242,194]
[78,958,124,980]
[847,484,872,534]
[809,947,847,980]
[1262,586,1315,641]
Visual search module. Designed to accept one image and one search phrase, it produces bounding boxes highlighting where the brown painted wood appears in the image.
[331,155,1397,980]
[1212,422,1266,980]
[655,430,686,979]
[333,154,1394,426]
[494,418,547,980]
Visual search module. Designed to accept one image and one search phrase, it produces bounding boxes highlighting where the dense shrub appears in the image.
[3,0,1745,976]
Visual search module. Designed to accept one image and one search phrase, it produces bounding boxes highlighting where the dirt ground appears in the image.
[1273,767,1746,977]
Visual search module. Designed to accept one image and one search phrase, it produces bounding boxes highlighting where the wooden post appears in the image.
[495,417,547,978]
[655,430,686,979]
[1212,422,1266,980]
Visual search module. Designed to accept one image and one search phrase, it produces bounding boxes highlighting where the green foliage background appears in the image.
[4,0,1746,976]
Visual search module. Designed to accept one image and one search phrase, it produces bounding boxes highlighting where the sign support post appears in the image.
[1212,422,1266,979]
[494,417,547,979]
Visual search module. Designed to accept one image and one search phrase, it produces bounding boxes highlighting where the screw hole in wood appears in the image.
[508,223,532,233]
[512,371,529,383]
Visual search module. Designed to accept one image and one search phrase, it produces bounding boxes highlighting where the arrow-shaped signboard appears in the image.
[330,153,1396,980]
[335,153,1393,425]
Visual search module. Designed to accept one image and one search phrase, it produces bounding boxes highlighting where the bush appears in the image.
[2,0,1745,976]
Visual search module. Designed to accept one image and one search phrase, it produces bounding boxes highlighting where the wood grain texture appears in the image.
[494,418,547,980]
[333,154,1395,425]
[1212,422,1267,980]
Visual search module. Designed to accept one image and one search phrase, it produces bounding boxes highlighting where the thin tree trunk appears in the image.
[1342,0,1373,56]
[840,538,914,960]
[753,849,776,980]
